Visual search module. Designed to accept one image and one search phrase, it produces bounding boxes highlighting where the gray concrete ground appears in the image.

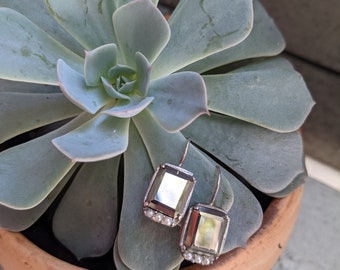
[272,178,340,270]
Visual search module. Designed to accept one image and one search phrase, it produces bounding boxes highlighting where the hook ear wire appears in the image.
[178,139,191,167]
[209,165,221,206]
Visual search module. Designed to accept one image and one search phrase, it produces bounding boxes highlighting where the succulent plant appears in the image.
[0,0,314,269]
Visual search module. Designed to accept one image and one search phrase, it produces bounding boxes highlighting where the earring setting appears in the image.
[179,166,230,265]
[143,140,196,227]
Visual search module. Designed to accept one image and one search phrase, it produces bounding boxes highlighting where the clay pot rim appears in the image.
[0,186,304,270]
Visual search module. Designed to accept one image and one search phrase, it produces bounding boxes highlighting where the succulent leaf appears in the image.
[183,113,306,194]
[45,0,117,50]
[134,52,151,96]
[116,122,184,270]
[0,0,84,56]
[268,173,307,198]
[117,0,159,8]
[53,158,120,259]
[0,114,93,209]
[204,57,315,132]
[147,72,209,133]
[52,114,129,162]
[0,92,81,144]
[152,0,253,78]
[0,165,78,231]
[113,0,170,66]
[183,0,285,73]
[57,59,110,114]
[84,44,117,86]
[0,79,59,94]
[0,8,83,84]
[102,96,154,118]
[221,167,263,252]
[113,240,132,270]
[101,77,131,100]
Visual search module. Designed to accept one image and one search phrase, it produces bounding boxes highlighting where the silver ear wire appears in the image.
[209,165,221,206]
[178,139,191,167]
[143,139,196,227]
[179,165,230,265]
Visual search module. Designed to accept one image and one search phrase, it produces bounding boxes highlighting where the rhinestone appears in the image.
[145,209,154,218]
[153,213,163,222]
[161,216,173,226]
[202,257,212,265]
[194,254,203,264]
[183,252,193,261]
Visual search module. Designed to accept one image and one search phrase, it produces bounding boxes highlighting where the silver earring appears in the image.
[143,140,196,227]
[179,166,230,265]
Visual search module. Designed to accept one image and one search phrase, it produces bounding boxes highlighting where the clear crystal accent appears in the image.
[153,213,163,222]
[145,209,154,218]
[183,252,193,261]
[162,216,172,226]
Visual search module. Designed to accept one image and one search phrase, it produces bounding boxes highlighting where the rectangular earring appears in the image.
[179,166,230,265]
[143,139,196,227]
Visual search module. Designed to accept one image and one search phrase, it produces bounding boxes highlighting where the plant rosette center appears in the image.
[52,1,209,163]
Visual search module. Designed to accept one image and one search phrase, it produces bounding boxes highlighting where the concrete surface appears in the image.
[272,178,340,270]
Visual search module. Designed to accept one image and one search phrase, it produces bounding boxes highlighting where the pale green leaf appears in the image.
[0,0,84,56]
[147,72,209,132]
[53,158,120,259]
[135,52,151,96]
[116,122,184,270]
[152,0,253,78]
[0,92,81,143]
[204,58,315,132]
[221,166,263,252]
[57,59,110,114]
[102,96,154,118]
[133,110,233,210]
[46,0,117,50]
[182,113,306,194]
[0,113,92,209]
[0,165,78,231]
[0,8,83,84]
[117,0,158,7]
[84,44,117,86]
[113,0,170,66]
[0,79,60,93]
[52,115,129,162]
[101,77,130,100]
[182,0,285,73]
[268,172,307,198]
[114,239,132,270]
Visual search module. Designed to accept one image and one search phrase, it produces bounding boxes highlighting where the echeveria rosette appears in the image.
[0,0,314,269]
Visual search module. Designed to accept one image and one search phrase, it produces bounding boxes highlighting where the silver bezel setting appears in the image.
[179,203,230,265]
[143,163,196,227]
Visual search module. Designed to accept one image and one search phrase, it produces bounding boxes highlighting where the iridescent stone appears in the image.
[143,163,196,226]
[179,203,230,264]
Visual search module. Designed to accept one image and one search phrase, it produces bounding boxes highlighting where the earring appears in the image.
[143,140,196,227]
[179,166,230,265]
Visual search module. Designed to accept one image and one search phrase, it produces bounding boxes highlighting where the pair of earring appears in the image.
[143,140,230,265]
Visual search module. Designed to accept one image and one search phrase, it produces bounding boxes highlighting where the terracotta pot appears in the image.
[0,186,303,270]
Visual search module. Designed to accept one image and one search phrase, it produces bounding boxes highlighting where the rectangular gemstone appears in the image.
[144,163,196,224]
[181,204,230,256]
